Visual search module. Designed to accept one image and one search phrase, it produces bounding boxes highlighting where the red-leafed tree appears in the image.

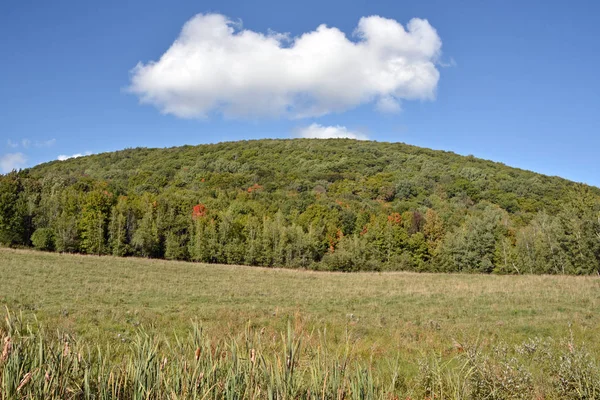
[387,212,402,225]
[192,204,207,219]
[247,183,264,193]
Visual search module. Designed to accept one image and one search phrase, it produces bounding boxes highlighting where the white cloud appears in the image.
[296,123,369,140]
[375,95,402,113]
[37,138,56,147]
[6,138,56,148]
[439,57,457,68]
[57,151,92,161]
[0,153,27,173]
[129,13,442,119]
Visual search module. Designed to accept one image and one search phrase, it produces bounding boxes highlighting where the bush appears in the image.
[31,228,55,251]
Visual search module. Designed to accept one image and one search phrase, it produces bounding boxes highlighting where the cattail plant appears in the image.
[2,309,600,399]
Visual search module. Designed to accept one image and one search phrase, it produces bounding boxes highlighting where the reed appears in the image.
[2,310,600,399]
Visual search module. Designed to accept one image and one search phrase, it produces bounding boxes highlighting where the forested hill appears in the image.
[2,139,599,274]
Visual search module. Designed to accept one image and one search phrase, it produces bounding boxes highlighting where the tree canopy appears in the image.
[2,138,599,274]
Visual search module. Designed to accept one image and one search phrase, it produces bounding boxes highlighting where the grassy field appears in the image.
[2,248,600,398]
[1,248,600,350]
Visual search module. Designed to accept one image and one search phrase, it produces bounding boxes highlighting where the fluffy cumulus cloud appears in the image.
[129,13,442,119]
[0,153,27,173]
[57,151,92,161]
[296,124,369,140]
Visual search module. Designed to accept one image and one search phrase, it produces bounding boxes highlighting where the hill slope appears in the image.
[2,139,599,273]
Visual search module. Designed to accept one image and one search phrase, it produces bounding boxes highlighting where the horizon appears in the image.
[2,0,599,186]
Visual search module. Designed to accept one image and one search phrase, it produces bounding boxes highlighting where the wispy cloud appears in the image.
[129,13,442,119]
[57,151,92,161]
[37,138,57,147]
[438,57,457,68]
[6,138,56,148]
[295,124,369,140]
[0,153,27,173]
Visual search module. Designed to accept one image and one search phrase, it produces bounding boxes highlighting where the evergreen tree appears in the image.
[0,173,28,246]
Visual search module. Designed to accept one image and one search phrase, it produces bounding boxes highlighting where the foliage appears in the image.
[30,228,55,251]
[0,172,30,246]
[2,138,599,273]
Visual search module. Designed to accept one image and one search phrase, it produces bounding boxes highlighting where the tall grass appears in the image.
[2,310,600,399]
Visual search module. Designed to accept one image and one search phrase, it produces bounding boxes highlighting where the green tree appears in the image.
[514,212,567,274]
[53,188,81,253]
[0,173,29,246]
[109,196,134,257]
[321,235,380,272]
[164,231,189,260]
[79,190,114,255]
[438,206,504,273]
[423,208,445,255]
[132,203,160,257]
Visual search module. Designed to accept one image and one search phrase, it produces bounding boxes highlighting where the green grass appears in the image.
[2,248,600,398]
[1,248,599,353]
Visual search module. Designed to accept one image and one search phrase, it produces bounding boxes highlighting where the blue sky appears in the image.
[1,0,599,186]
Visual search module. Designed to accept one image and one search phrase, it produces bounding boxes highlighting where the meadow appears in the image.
[2,248,600,398]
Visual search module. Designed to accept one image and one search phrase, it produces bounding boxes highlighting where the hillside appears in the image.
[1,139,599,273]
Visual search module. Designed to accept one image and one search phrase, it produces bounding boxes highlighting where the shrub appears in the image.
[551,338,600,398]
[30,228,55,251]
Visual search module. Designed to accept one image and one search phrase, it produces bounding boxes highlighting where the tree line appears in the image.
[1,139,599,273]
